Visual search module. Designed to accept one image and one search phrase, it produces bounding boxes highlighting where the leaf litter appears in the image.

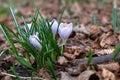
[1,0,120,80]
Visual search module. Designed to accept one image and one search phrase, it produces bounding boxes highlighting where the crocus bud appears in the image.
[29,35,42,50]
[50,19,58,36]
[24,23,39,36]
[24,23,32,30]
[27,23,32,29]
[58,23,73,44]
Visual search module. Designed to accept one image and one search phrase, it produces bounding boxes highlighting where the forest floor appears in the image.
[0,0,120,80]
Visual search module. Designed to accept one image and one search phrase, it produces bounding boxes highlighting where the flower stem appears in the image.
[61,39,66,54]
[61,44,65,55]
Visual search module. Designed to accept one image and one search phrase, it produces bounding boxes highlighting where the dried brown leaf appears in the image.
[100,32,117,48]
[60,72,79,80]
[2,76,12,80]
[57,56,68,66]
[78,70,101,80]
[99,67,116,80]
[90,25,102,39]
[64,52,75,60]
[97,48,114,55]
[39,68,52,80]
[98,62,120,72]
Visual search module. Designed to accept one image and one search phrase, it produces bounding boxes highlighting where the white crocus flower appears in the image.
[24,23,32,31]
[50,19,58,36]
[24,23,39,36]
[58,23,73,44]
[27,23,32,29]
[29,35,42,51]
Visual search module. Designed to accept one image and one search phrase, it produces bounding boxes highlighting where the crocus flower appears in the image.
[29,35,42,51]
[50,19,58,36]
[27,23,32,29]
[24,23,32,30]
[58,23,73,44]
[24,23,39,36]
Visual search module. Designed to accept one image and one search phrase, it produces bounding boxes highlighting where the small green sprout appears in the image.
[87,49,93,65]
[112,43,120,61]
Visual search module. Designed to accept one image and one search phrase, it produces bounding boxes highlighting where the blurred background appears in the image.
[0,0,119,50]
[0,0,117,26]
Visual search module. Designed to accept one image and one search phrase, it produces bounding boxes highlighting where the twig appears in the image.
[66,52,120,75]
[0,72,45,80]
[72,52,120,65]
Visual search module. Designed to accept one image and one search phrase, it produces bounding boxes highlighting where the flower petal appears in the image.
[27,23,32,29]
[51,19,58,35]
[58,23,73,40]
[68,23,73,28]
[29,35,42,50]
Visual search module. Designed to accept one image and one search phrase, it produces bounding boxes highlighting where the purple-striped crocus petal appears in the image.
[58,23,73,40]
[29,35,42,50]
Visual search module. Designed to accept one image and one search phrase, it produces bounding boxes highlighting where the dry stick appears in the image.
[0,72,45,80]
[72,52,120,65]
[66,53,120,75]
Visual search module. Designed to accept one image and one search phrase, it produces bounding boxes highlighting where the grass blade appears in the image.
[46,58,56,80]
[87,49,93,65]
[11,65,21,80]
[10,7,20,32]
[92,12,97,25]
[0,24,18,56]
[112,43,120,60]
[16,56,34,70]
[112,8,117,34]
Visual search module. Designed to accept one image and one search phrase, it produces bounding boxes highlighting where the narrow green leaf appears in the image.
[11,65,21,80]
[10,7,20,32]
[29,7,40,35]
[4,24,19,39]
[0,48,9,56]
[0,50,5,57]
[46,58,56,80]
[0,24,18,56]
[112,8,117,34]
[19,41,38,57]
[16,56,34,70]
[22,16,29,34]
[113,0,117,8]
[112,43,120,60]
[57,8,65,32]
[92,12,97,24]
[87,49,93,65]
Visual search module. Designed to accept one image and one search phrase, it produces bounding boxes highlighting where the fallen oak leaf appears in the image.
[78,70,101,80]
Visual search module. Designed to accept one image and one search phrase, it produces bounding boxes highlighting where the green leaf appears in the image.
[112,8,117,34]
[113,0,117,8]
[0,50,5,57]
[112,43,120,60]
[92,12,97,25]
[0,24,18,56]
[0,48,9,57]
[29,7,40,35]
[87,49,93,65]
[10,7,26,37]
[16,56,34,70]
[10,7,20,31]
[46,58,56,80]
[57,8,65,32]
[11,65,21,80]
[19,41,38,58]
[4,24,19,39]
[22,16,29,34]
